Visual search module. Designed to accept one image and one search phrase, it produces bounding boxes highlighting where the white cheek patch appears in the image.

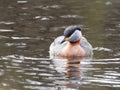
[69,30,82,42]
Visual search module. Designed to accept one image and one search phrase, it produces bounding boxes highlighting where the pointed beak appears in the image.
[60,39,65,44]
[60,37,69,44]
[65,37,70,41]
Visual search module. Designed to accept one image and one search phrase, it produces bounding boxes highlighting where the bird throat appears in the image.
[69,40,80,45]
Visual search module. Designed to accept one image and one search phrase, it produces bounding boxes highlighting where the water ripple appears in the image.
[11,37,31,40]
[0,54,120,89]
[0,21,15,25]
[17,0,28,4]
[93,47,112,52]
[5,43,27,47]
[0,29,14,32]
[26,79,42,85]
[60,15,83,19]
[33,15,54,21]
[33,5,63,10]
[0,35,9,39]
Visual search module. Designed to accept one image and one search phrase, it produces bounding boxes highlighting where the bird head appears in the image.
[61,26,82,43]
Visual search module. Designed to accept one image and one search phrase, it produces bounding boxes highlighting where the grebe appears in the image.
[49,26,93,58]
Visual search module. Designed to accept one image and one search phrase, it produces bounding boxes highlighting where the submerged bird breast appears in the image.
[61,44,86,57]
[49,36,93,58]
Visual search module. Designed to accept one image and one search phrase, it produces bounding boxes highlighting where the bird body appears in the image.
[49,26,93,58]
[61,40,86,57]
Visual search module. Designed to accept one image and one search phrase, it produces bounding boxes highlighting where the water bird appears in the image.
[49,26,93,58]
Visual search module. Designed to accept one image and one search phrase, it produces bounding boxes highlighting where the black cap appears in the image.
[64,26,81,37]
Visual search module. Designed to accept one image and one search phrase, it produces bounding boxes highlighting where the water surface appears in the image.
[0,0,120,90]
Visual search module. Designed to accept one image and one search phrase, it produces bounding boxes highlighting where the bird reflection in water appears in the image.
[64,58,81,80]
[52,57,92,89]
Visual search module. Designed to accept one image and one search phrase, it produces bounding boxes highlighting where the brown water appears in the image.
[0,0,120,90]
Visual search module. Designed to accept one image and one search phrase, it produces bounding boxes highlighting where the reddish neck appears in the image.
[61,40,86,57]
[68,40,80,46]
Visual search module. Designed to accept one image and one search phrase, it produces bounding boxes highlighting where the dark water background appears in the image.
[0,0,120,90]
